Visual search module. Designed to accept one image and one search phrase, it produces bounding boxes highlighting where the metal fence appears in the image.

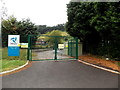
[27,35,78,61]
[2,34,79,61]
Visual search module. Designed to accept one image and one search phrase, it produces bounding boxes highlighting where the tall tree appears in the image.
[66,2,101,53]
[66,2,120,59]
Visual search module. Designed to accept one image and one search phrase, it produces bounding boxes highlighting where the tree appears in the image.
[90,2,120,58]
[2,16,38,47]
[16,18,38,43]
[2,16,18,47]
[38,30,70,47]
[90,2,120,41]
[66,2,101,53]
[66,2,120,59]
[36,24,65,34]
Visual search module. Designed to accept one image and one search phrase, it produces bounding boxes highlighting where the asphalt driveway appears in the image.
[2,60,118,88]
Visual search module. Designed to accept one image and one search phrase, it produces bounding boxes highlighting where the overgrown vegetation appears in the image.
[66,2,120,60]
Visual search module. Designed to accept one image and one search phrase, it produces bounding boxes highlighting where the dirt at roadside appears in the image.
[79,55,120,72]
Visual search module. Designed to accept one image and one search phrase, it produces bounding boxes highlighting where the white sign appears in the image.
[21,43,28,48]
[58,44,64,49]
[8,35,20,46]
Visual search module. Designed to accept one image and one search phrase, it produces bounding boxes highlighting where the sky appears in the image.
[3,0,70,26]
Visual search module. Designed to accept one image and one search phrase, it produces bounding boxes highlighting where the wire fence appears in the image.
[28,35,78,61]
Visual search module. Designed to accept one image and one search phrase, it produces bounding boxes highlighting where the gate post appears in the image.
[76,37,78,60]
[27,35,30,60]
[68,41,69,56]
[70,40,72,56]
[54,37,58,60]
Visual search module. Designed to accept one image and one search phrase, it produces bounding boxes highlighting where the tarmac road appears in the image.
[2,60,118,88]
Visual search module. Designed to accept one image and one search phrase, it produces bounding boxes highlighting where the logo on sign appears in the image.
[11,37,17,44]
[8,35,20,47]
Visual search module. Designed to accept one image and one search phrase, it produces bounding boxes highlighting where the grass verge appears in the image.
[1,48,28,72]
[0,60,27,72]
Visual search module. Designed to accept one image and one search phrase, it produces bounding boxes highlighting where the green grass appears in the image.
[0,60,27,72]
[0,48,28,72]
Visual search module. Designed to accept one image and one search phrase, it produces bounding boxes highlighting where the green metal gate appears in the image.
[27,35,78,61]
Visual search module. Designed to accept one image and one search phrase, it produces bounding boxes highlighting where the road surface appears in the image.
[2,60,118,88]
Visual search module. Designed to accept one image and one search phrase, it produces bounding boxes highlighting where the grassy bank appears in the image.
[0,60,27,72]
[1,48,28,72]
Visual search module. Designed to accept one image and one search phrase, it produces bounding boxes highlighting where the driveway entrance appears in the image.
[2,60,118,88]
[28,35,78,61]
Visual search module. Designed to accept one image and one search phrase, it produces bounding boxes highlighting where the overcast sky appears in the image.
[4,0,70,26]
